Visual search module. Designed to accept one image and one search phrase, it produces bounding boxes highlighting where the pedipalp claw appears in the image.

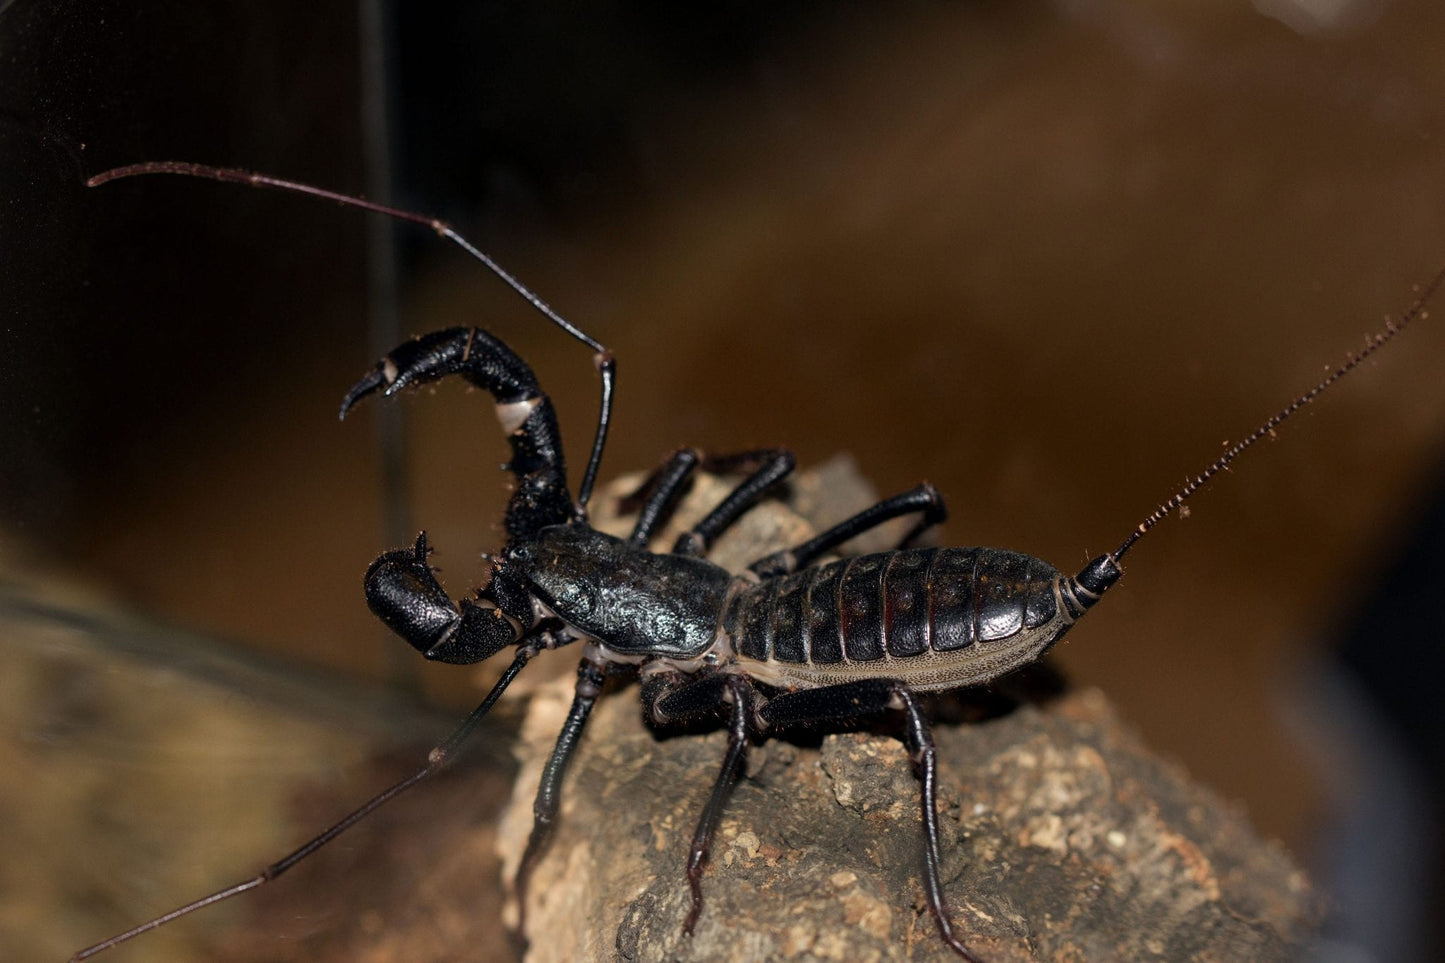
[339,364,392,419]
[363,531,518,665]
[339,330,476,420]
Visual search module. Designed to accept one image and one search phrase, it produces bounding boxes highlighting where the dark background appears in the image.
[4,0,1445,958]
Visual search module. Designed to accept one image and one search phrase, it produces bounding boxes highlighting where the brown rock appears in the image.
[497,464,1320,961]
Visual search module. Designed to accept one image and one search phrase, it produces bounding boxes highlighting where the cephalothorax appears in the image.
[73,163,1445,963]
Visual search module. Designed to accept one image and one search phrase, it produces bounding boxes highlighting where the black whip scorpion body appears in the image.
[73,162,1445,962]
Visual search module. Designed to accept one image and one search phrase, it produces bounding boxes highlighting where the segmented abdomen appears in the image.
[722,547,1064,669]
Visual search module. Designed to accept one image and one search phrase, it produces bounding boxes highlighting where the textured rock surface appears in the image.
[500,681,1317,962]
[496,464,1320,961]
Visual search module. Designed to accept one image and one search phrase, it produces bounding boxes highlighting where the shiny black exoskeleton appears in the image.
[74,161,1444,963]
[332,325,1122,962]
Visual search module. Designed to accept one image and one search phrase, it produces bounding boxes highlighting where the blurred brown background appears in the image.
[4,0,1445,959]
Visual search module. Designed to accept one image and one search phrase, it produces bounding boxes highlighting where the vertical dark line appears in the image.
[836,555,855,661]
[923,548,938,654]
[764,582,780,665]
[358,0,418,696]
[798,576,812,667]
[969,550,982,649]
[880,551,899,661]
[802,568,818,667]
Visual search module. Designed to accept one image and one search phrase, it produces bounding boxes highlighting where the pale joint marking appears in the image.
[495,397,541,434]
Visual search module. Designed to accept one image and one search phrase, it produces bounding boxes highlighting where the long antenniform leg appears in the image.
[70,631,557,962]
[759,680,982,963]
[87,162,617,511]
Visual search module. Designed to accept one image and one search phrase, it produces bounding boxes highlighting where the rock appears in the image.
[496,462,1320,961]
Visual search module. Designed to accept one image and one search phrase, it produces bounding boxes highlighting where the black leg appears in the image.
[759,679,981,963]
[683,676,751,934]
[643,670,755,935]
[757,678,896,727]
[892,686,981,963]
[625,447,702,547]
[644,668,731,723]
[748,482,946,577]
[672,449,796,556]
[623,448,799,552]
[515,656,608,925]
